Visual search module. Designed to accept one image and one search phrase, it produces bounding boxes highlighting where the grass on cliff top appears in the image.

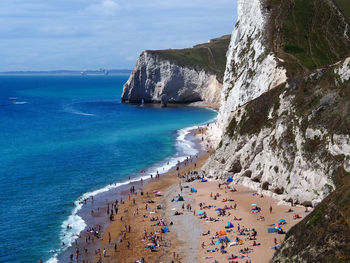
[268,0,350,73]
[147,35,231,82]
[334,0,350,22]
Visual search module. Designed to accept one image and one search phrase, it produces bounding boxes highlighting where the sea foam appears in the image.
[47,125,204,263]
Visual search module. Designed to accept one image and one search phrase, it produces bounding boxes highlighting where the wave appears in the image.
[69,110,95,116]
[63,103,96,117]
[47,125,205,263]
[12,101,27,104]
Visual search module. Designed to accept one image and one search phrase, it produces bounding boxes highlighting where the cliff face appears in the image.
[204,0,350,207]
[122,0,350,259]
[121,35,230,107]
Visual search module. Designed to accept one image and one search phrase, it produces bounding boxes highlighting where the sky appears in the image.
[0,0,237,71]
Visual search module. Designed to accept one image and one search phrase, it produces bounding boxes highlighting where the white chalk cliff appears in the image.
[121,51,222,105]
[122,0,350,207]
[203,0,350,207]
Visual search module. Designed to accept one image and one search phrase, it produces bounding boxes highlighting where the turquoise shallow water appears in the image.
[0,75,216,263]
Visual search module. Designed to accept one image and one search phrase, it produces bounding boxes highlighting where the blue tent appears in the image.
[227,178,233,183]
[197,212,204,215]
[227,222,234,228]
[191,188,197,193]
[163,227,169,233]
[219,236,231,242]
[278,219,287,225]
[215,208,224,211]
[201,179,208,182]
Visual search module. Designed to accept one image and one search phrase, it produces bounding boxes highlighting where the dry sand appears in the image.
[94,127,311,263]
[194,182,311,263]
[98,152,210,263]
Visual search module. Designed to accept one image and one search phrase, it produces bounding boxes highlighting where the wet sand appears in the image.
[57,126,209,263]
[62,125,311,263]
[98,153,210,263]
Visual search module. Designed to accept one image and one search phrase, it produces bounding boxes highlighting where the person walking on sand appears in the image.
[103,248,107,257]
[114,243,117,252]
[270,205,273,213]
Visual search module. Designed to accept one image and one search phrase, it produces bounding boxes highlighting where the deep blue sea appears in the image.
[0,75,216,263]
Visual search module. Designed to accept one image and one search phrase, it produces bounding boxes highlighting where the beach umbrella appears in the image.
[227,178,233,183]
[218,230,227,236]
[215,208,224,211]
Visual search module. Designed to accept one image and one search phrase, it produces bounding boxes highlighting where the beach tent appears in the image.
[227,222,234,228]
[219,236,230,242]
[251,204,257,206]
[218,230,227,236]
[278,219,287,225]
[215,208,224,211]
[191,188,197,193]
[227,178,234,183]
[197,212,204,215]
[178,196,184,201]
[201,179,208,182]
[163,227,169,233]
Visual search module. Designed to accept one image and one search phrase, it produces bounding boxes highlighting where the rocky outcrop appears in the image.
[121,35,231,108]
[121,51,222,105]
[204,0,350,207]
[121,0,350,260]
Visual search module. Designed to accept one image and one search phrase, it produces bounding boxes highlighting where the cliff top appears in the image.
[146,35,231,82]
[266,0,350,77]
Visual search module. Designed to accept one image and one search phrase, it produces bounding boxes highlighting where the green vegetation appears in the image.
[225,117,237,138]
[334,0,350,22]
[267,0,350,73]
[273,177,350,262]
[148,35,231,82]
[226,84,284,137]
[291,66,350,136]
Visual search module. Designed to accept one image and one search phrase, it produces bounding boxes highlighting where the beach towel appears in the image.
[268,228,278,233]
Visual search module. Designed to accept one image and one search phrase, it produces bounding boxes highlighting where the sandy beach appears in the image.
[68,127,311,263]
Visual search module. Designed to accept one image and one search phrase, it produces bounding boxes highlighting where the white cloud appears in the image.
[84,0,120,16]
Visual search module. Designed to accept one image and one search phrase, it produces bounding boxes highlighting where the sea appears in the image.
[0,74,217,263]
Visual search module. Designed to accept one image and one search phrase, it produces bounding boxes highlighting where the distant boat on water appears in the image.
[9,97,27,104]
[81,69,109,76]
